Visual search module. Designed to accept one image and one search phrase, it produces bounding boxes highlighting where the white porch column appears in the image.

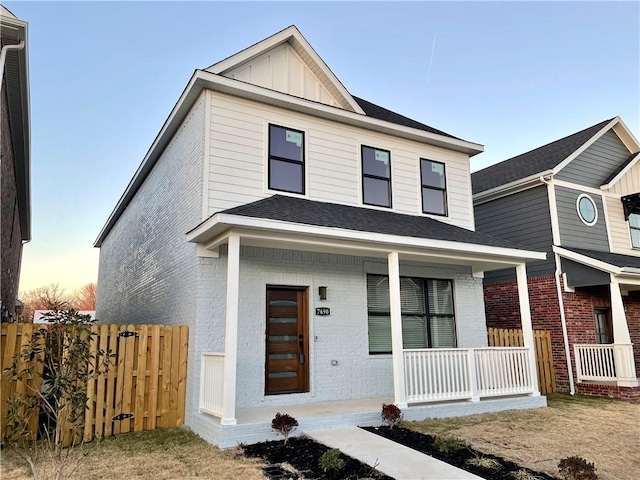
[388,251,407,408]
[516,263,540,396]
[221,235,240,425]
[610,280,638,387]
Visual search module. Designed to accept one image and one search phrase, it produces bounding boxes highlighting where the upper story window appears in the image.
[362,146,392,208]
[576,194,597,226]
[630,213,640,249]
[421,159,447,216]
[269,124,305,194]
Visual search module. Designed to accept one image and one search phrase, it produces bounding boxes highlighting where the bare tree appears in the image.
[70,283,96,311]
[18,284,71,322]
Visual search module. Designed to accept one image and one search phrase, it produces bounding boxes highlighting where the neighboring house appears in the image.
[0,6,30,322]
[95,26,547,447]
[472,117,640,401]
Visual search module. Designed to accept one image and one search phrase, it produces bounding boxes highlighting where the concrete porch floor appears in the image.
[236,396,394,424]
[210,394,547,448]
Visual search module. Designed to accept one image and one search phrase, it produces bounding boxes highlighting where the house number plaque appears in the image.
[315,308,331,316]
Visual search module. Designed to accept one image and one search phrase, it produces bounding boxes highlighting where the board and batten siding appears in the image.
[556,130,632,188]
[555,185,609,251]
[223,43,343,109]
[474,185,554,283]
[206,91,474,229]
[606,195,639,255]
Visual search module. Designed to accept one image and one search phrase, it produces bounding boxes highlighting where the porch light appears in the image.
[319,286,327,300]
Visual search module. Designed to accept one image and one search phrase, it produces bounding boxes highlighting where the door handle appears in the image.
[299,352,305,364]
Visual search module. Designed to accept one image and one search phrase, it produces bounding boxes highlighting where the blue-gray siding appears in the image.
[555,185,610,251]
[474,185,554,283]
[556,130,630,187]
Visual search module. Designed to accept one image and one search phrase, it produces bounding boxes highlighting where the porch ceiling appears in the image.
[187,212,546,274]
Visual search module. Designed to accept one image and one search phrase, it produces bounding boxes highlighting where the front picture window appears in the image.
[366,274,456,354]
[269,124,304,194]
[576,194,597,226]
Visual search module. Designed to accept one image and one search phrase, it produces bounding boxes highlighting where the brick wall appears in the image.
[484,275,640,397]
[188,248,488,440]
[1,71,23,321]
[96,92,205,426]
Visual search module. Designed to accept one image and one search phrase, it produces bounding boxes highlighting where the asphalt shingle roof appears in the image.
[471,119,613,194]
[353,96,460,140]
[563,247,640,269]
[603,152,638,185]
[220,195,530,250]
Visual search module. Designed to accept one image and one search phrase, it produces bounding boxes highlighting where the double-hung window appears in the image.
[421,159,447,215]
[362,146,392,208]
[268,124,305,194]
[366,274,457,354]
[630,213,640,249]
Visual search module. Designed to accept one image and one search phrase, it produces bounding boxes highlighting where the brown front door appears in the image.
[265,287,309,394]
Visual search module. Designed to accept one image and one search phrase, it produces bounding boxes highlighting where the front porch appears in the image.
[202,393,546,448]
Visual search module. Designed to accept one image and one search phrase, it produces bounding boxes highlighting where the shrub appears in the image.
[466,454,501,470]
[271,413,298,445]
[433,437,464,453]
[509,470,542,480]
[558,456,598,480]
[319,448,345,472]
[381,403,403,429]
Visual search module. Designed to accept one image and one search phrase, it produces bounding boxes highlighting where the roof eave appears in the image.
[1,12,30,241]
[186,212,546,264]
[473,170,552,205]
[95,70,483,246]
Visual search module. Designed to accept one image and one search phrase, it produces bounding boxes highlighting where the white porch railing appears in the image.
[574,344,623,382]
[200,352,225,417]
[404,347,534,404]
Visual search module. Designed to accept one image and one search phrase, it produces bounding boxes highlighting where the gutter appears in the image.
[0,40,24,87]
[473,170,552,205]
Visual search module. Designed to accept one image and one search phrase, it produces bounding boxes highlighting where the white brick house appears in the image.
[95,26,547,447]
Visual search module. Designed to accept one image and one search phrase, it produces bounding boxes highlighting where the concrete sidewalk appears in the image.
[308,427,483,480]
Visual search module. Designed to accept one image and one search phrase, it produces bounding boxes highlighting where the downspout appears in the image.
[0,40,25,88]
[540,174,575,395]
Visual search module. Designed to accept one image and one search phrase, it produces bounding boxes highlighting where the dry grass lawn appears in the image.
[0,428,266,480]
[406,393,640,480]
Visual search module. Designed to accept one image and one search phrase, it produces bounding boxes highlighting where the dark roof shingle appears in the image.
[353,96,459,140]
[471,119,612,194]
[220,195,530,250]
[563,247,640,269]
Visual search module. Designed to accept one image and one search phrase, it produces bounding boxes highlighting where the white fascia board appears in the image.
[553,245,624,275]
[601,152,640,190]
[187,213,546,263]
[472,171,551,205]
[200,71,483,154]
[207,26,364,115]
[552,118,619,175]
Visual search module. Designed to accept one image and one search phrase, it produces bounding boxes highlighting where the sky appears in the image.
[5,0,639,293]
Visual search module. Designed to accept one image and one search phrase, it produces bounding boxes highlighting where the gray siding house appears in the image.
[95,26,547,447]
[472,117,640,401]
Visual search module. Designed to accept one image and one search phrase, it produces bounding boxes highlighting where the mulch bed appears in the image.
[362,426,558,480]
[243,436,393,480]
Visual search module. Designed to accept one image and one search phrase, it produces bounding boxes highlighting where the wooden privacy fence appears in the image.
[487,327,556,394]
[1,323,188,446]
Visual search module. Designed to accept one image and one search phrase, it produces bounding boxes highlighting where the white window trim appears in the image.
[576,193,598,226]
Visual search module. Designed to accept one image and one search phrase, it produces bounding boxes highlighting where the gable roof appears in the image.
[472,118,613,195]
[95,28,482,247]
[195,195,529,250]
[207,25,364,114]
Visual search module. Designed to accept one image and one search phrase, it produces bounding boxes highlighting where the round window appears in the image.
[576,194,597,226]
